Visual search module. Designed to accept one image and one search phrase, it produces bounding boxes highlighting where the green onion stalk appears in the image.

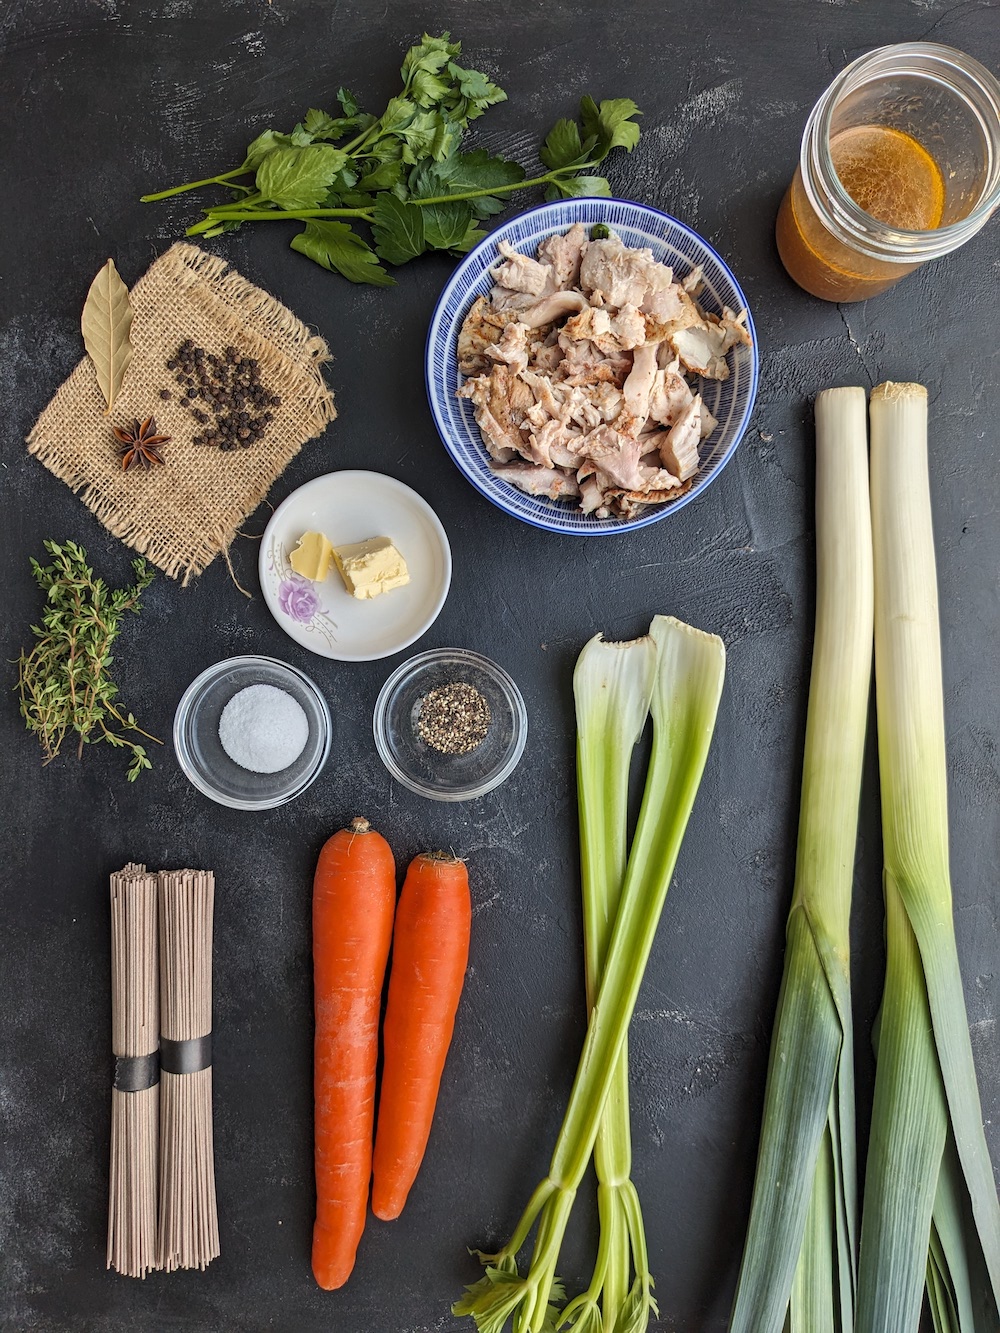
[454,616,725,1333]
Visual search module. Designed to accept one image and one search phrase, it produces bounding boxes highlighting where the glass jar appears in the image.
[776,43,1000,301]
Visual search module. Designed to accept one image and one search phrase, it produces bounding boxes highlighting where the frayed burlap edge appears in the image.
[27,243,337,584]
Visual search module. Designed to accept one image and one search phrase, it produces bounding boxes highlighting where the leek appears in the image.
[858,381,1000,1331]
[454,615,725,1333]
[729,386,872,1333]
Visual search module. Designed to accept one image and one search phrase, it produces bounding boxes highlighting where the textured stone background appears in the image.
[1,2,998,1329]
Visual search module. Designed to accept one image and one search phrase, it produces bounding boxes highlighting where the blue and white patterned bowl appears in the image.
[425,198,759,535]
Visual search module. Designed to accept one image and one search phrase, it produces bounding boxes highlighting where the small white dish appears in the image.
[258,471,452,662]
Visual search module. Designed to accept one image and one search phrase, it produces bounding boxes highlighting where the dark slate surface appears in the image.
[1,2,998,1330]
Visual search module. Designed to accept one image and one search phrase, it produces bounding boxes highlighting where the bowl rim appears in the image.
[257,469,453,662]
[425,196,759,536]
[173,653,332,809]
[372,646,528,802]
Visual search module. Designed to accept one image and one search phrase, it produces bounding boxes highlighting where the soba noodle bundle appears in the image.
[107,864,160,1278]
[157,869,220,1272]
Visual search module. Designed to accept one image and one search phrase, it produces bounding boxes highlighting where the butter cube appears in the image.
[289,531,335,582]
[333,536,410,600]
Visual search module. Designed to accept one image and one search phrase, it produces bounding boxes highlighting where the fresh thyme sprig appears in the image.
[16,540,159,781]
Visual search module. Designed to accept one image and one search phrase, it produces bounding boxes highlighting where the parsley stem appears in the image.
[408,164,597,207]
[141,168,253,202]
[196,207,375,223]
[194,161,596,229]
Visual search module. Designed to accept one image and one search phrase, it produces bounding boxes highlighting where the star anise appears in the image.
[113,416,170,471]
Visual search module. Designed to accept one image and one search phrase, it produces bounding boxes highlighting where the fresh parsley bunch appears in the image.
[142,33,642,286]
[17,541,159,781]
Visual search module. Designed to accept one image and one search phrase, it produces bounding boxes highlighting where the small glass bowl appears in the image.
[173,655,331,809]
[373,648,527,801]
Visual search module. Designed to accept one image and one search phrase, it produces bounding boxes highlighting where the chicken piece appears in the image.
[670,321,732,380]
[638,266,686,324]
[561,304,647,354]
[557,381,625,433]
[579,473,608,515]
[557,333,632,388]
[656,397,702,481]
[610,305,648,350]
[647,361,696,428]
[492,462,580,501]
[530,341,563,374]
[572,426,645,492]
[622,343,660,427]
[681,264,704,295]
[457,364,536,463]
[536,223,588,290]
[580,236,664,308]
[527,418,583,469]
[485,321,529,374]
[698,395,719,439]
[669,305,752,380]
[580,235,686,326]
[457,296,510,375]
[519,368,569,423]
[491,240,557,302]
[605,477,693,518]
[517,290,590,328]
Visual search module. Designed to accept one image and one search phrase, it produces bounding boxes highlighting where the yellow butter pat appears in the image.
[289,531,335,581]
[333,536,410,600]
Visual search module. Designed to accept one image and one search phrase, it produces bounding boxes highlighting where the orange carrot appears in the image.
[371,851,471,1221]
[312,816,396,1290]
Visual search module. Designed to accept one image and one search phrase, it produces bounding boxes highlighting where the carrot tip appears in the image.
[348,816,371,834]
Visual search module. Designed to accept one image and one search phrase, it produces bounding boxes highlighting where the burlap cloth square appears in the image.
[27,242,337,583]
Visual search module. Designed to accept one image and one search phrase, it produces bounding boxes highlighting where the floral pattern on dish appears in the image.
[265,535,338,651]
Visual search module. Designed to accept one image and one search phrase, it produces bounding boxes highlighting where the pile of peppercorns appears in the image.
[161,340,281,452]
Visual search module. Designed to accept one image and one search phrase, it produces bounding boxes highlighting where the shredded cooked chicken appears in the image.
[456,223,752,518]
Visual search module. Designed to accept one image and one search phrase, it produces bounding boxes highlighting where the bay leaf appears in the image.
[81,258,134,414]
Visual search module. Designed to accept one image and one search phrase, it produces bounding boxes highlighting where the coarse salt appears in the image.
[219,683,309,773]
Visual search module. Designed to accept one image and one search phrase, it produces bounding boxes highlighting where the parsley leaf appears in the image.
[372,193,426,265]
[290,220,395,285]
[545,174,613,201]
[241,128,294,171]
[420,200,474,250]
[446,62,506,118]
[256,145,348,209]
[539,118,588,171]
[579,96,642,161]
[337,86,361,117]
[408,149,525,218]
[302,107,373,141]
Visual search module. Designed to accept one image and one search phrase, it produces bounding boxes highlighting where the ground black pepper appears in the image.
[416,682,491,755]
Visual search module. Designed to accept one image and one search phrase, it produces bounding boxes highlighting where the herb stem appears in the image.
[410,164,593,207]
[141,167,253,202]
[195,161,595,231]
[196,206,375,224]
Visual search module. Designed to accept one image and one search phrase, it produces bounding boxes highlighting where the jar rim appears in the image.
[800,41,1000,263]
